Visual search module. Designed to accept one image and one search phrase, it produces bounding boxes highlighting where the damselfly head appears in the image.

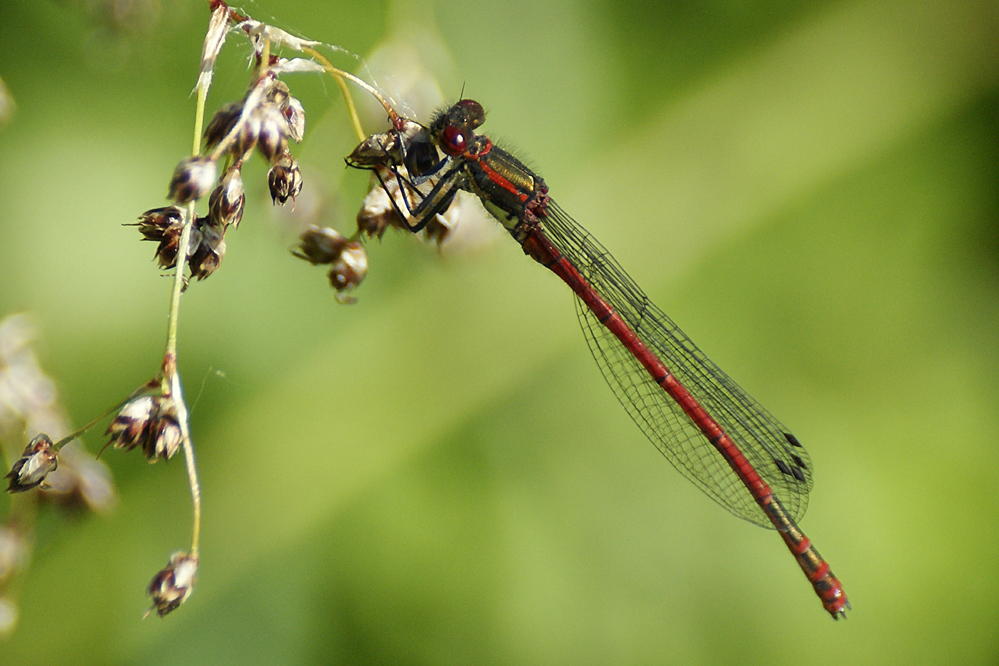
[431,99,485,135]
[429,99,485,157]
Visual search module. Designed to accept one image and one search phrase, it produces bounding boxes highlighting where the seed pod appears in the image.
[265,79,290,106]
[5,434,58,493]
[208,166,245,229]
[188,218,226,281]
[143,396,181,463]
[167,156,217,204]
[146,552,198,618]
[267,151,303,205]
[203,102,240,150]
[204,101,260,159]
[134,206,187,269]
[282,96,305,143]
[256,104,288,163]
[292,225,348,265]
[105,396,156,453]
[356,178,407,239]
[328,241,367,296]
[135,206,184,241]
[105,394,182,462]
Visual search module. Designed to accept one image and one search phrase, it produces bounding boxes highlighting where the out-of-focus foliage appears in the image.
[0,0,997,664]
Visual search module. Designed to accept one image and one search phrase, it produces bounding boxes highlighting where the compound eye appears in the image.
[455,99,485,129]
[440,125,468,156]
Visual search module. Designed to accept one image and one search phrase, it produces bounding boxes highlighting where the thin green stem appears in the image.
[162,80,209,559]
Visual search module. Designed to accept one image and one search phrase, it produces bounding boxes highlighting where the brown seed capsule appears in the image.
[328,241,368,295]
[267,151,303,205]
[105,395,182,462]
[256,105,288,163]
[265,79,290,104]
[135,206,184,241]
[167,156,217,204]
[146,552,198,618]
[105,395,156,453]
[188,218,226,281]
[208,166,245,229]
[281,96,305,143]
[134,206,187,269]
[355,184,401,240]
[5,434,58,493]
[203,102,239,150]
[204,101,260,159]
[355,166,425,239]
[292,226,348,265]
[143,396,181,463]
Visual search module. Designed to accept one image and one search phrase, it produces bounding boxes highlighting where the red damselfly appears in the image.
[346,99,849,619]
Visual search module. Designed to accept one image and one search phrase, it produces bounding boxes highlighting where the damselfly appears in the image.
[347,99,849,619]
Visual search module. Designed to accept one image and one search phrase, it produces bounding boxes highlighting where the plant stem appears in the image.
[161,80,209,559]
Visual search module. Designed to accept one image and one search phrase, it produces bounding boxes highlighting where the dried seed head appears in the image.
[355,183,403,240]
[5,434,58,493]
[105,395,182,462]
[204,101,259,159]
[168,156,217,204]
[329,241,368,297]
[282,96,305,143]
[188,218,226,281]
[143,396,181,463]
[203,102,240,150]
[105,395,155,453]
[265,79,290,106]
[293,226,348,265]
[135,206,184,241]
[134,206,187,269]
[256,105,289,163]
[146,552,198,618]
[355,166,426,239]
[208,166,245,229]
[267,151,303,205]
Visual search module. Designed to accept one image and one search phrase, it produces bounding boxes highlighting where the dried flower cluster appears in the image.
[5,434,57,493]
[105,394,181,463]
[293,226,368,303]
[145,552,198,618]
[2,0,466,629]
[133,71,305,283]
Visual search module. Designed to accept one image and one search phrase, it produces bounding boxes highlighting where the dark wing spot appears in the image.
[784,432,803,448]
[774,459,793,477]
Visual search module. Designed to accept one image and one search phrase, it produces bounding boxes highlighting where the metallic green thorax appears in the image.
[461,137,548,232]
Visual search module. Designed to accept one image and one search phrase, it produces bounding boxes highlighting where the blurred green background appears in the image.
[1,0,998,664]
